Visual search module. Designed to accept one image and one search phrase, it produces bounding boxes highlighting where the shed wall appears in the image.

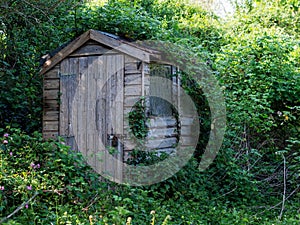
[43,65,60,139]
[123,55,149,161]
[42,42,187,168]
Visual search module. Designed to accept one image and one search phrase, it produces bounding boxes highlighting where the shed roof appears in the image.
[40,29,161,75]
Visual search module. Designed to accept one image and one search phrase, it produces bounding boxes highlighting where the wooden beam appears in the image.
[90,30,154,62]
[41,29,162,75]
[69,44,118,57]
[41,30,91,75]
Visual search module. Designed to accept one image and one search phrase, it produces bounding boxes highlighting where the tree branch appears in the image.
[278,155,286,220]
[0,191,39,224]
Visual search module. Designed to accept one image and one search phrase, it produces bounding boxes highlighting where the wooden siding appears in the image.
[123,56,145,161]
[122,59,183,160]
[69,41,118,57]
[41,29,160,75]
[59,57,79,149]
[43,65,60,139]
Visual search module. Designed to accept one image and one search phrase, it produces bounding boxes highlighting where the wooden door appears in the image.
[59,54,124,182]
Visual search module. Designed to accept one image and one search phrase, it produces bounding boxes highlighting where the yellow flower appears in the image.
[89,215,93,225]
[126,217,132,225]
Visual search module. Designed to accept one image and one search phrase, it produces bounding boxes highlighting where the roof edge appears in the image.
[40,30,91,75]
[41,29,161,75]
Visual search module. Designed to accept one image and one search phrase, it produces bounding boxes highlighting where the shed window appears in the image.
[149,64,178,117]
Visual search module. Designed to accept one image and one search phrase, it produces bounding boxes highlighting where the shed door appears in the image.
[59,55,124,182]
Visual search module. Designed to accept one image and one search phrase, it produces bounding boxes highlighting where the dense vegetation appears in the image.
[0,0,299,224]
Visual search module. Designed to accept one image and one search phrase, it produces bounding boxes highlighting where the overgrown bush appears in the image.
[1,0,300,223]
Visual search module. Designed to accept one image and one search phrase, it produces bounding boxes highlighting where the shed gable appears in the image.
[40,29,160,75]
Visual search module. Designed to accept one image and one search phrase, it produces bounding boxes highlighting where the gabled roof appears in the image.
[40,29,161,75]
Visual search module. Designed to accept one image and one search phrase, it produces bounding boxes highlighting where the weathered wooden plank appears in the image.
[125,55,140,63]
[44,90,60,100]
[144,84,150,97]
[123,139,136,151]
[70,52,120,58]
[44,66,59,79]
[124,96,140,107]
[146,137,177,149]
[124,85,142,96]
[69,44,117,57]
[114,55,124,135]
[90,30,154,62]
[115,140,123,183]
[180,126,191,136]
[109,56,119,180]
[77,57,88,156]
[147,117,177,128]
[89,56,103,172]
[180,117,195,126]
[123,127,132,141]
[141,62,145,97]
[95,55,105,174]
[179,136,197,145]
[85,40,101,45]
[43,121,59,131]
[114,55,124,182]
[59,57,79,151]
[68,58,79,151]
[43,115,59,121]
[43,111,59,121]
[43,132,58,140]
[44,79,60,89]
[43,100,59,109]
[124,74,141,85]
[86,56,98,168]
[125,63,137,71]
[59,59,70,137]
[100,55,108,174]
[147,127,177,138]
[105,55,114,177]
[110,56,118,178]
[125,69,142,75]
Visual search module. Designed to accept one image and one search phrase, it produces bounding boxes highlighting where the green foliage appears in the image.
[234,0,300,36]
[1,0,300,223]
[128,98,148,140]
[213,1,300,204]
[0,128,299,225]
[74,0,161,40]
[0,0,79,132]
[216,34,299,133]
[0,128,110,223]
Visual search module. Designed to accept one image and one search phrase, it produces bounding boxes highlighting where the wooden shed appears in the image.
[41,29,196,182]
